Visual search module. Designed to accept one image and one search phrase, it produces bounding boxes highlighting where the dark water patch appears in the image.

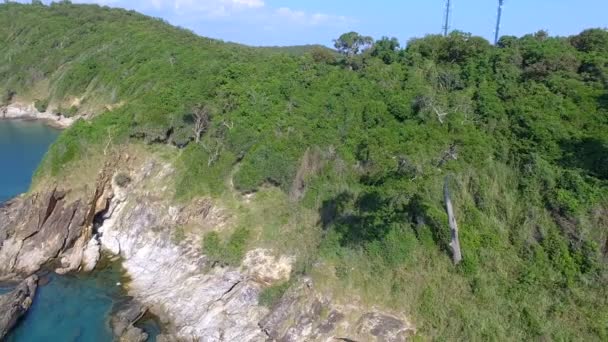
[135,312,163,342]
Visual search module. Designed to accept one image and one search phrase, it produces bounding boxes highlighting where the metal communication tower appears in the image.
[494,0,505,44]
[443,0,451,36]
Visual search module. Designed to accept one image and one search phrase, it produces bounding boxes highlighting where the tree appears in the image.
[371,36,401,64]
[310,46,337,64]
[192,104,211,143]
[334,32,373,58]
[570,28,608,53]
[444,177,462,265]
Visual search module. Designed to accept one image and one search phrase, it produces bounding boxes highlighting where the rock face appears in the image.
[260,278,415,342]
[0,158,415,341]
[0,190,88,279]
[97,161,270,341]
[0,275,38,339]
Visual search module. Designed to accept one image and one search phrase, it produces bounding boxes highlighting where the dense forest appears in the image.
[1,2,607,340]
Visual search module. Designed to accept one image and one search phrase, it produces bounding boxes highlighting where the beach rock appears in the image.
[1,103,75,128]
[0,275,38,339]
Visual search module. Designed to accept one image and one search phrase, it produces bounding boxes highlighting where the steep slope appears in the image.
[1,2,607,340]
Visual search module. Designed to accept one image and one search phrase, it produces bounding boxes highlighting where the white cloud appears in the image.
[275,7,352,27]
[75,0,264,16]
[24,0,356,45]
[230,0,264,8]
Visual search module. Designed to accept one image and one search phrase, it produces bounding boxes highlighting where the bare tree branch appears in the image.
[192,105,211,143]
[444,176,462,265]
[103,128,113,156]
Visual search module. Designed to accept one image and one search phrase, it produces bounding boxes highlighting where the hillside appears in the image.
[1,2,607,340]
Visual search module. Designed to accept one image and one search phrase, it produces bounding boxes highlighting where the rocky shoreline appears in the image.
[0,156,415,341]
[0,103,75,129]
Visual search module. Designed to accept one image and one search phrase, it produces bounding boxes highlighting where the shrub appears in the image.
[34,98,49,112]
[258,281,291,307]
[172,226,186,244]
[114,173,131,187]
[202,227,251,266]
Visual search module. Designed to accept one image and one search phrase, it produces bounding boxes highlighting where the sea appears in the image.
[0,119,159,341]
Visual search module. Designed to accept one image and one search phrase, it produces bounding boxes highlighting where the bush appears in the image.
[65,105,79,117]
[34,98,49,112]
[171,226,186,244]
[258,281,291,307]
[114,172,131,187]
[202,227,251,266]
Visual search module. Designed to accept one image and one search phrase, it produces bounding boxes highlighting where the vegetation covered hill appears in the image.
[1,2,607,340]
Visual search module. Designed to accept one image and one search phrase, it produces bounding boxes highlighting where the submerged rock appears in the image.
[0,275,38,339]
[111,300,149,342]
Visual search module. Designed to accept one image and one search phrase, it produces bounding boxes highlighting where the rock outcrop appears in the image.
[0,158,415,341]
[260,278,415,342]
[0,275,38,339]
[97,161,270,341]
[0,103,74,128]
[0,190,89,279]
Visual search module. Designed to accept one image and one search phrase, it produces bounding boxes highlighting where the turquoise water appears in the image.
[0,120,160,341]
[0,120,59,202]
[6,268,122,342]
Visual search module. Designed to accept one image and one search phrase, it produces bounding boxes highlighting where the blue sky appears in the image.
[25,1,608,46]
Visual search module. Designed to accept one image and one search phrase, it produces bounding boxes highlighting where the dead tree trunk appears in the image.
[444,177,462,265]
[193,105,210,143]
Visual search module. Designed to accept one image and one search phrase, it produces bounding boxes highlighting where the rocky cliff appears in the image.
[0,155,414,341]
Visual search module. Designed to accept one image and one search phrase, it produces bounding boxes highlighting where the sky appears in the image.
[20,1,608,46]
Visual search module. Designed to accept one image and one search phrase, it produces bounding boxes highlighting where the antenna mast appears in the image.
[443,0,451,36]
[494,0,504,44]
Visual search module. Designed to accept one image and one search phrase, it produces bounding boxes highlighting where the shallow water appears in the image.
[0,120,159,341]
[6,267,123,342]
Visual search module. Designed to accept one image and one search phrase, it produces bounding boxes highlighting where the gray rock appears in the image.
[260,278,415,342]
[111,300,149,342]
[0,160,417,341]
[0,186,109,280]
[355,312,413,342]
[0,275,38,339]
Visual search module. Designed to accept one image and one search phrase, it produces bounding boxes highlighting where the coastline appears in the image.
[1,103,75,129]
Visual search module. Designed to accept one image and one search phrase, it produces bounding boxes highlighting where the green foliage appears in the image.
[34,98,49,112]
[171,226,186,244]
[334,31,373,57]
[202,227,251,266]
[174,143,234,199]
[258,281,291,307]
[114,172,131,187]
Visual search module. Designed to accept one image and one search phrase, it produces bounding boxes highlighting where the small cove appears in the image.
[0,119,159,341]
